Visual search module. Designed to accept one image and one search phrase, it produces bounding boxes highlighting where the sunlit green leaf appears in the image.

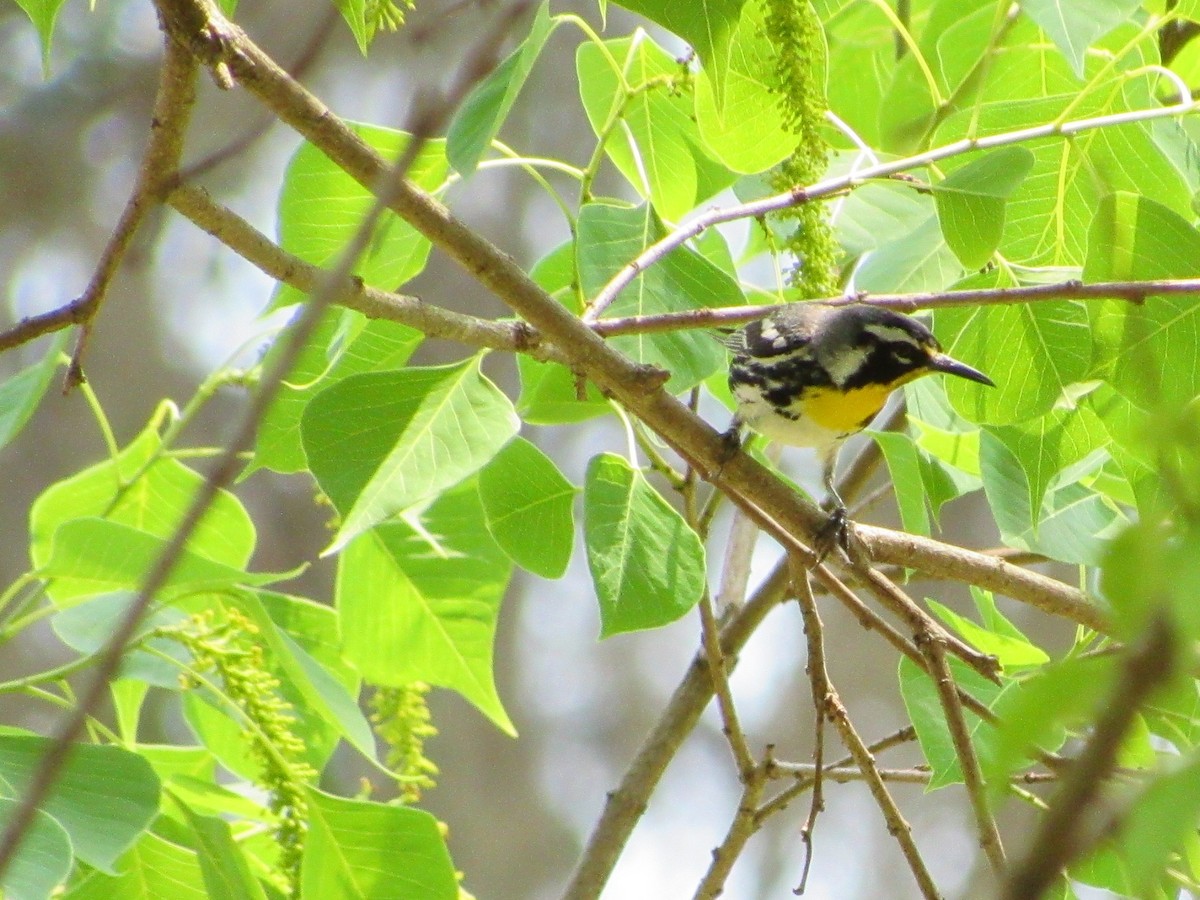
[576,35,733,219]
[479,437,577,579]
[302,358,519,553]
[275,126,447,308]
[583,453,706,636]
[302,789,457,899]
[335,482,515,734]
[250,307,421,475]
[577,202,744,391]
[0,735,160,874]
[448,2,556,174]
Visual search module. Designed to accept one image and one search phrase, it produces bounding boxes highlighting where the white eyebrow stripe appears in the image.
[862,323,922,343]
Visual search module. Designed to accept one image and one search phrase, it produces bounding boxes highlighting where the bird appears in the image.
[721,302,994,531]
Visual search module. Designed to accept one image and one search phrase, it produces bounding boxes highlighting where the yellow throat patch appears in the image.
[802,372,924,433]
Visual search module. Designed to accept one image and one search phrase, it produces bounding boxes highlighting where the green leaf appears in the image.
[1019,0,1142,77]
[301,358,519,553]
[302,789,457,900]
[833,171,935,260]
[926,599,1050,670]
[174,801,268,900]
[933,147,1035,269]
[1101,519,1200,643]
[936,298,1091,426]
[854,216,963,294]
[0,734,160,873]
[39,518,287,602]
[583,453,706,636]
[577,202,743,391]
[983,406,1111,531]
[63,831,206,899]
[693,0,795,174]
[576,35,734,220]
[898,656,1007,789]
[51,591,190,688]
[981,433,1127,566]
[517,241,609,424]
[614,0,745,111]
[932,25,1187,266]
[11,0,69,73]
[985,655,1117,797]
[0,332,66,453]
[1084,192,1200,410]
[479,437,577,579]
[250,307,421,475]
[447,2,555,174]
[274,125,447,308]
[870,431,930,537]
[0,800,71,900]
[335,482,515,734]
[30,418,256,605]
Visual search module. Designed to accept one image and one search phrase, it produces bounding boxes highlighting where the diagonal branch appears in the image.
[166,184,553,358]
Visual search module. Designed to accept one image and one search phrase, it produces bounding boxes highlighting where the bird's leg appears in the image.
[715,415,747,477]
[813,445,850,563]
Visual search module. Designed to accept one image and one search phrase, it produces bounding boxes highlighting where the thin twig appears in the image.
[0,32,200,874]
[176,4,341,182]
[66,29,199,387]
[564,562,793,900]
[789,561,830,896]
[854,525,1107,632]
[805,570,943,899]
[586,277,1191,337]
[922,636,1006,876]
[167,184,555,359]
[697,589,755,779]
[758,727,920,820]
[693,755,769,900]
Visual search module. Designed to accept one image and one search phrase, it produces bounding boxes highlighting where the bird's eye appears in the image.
[892,344,920,363]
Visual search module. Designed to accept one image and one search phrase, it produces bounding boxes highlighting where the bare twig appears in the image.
[586,278,1200,338]
[922,636,1006,876]
[1001,614,1179,900]
[693,756,769,900]
[697,589,755,779]
[167,184,553,358]
[813,598,943,899]
[564,562,793,900]
[67,33,198,387]
[790,561,830,895]
[176,4,341,182]
[854,525,1106,632]
[758,727,919,820]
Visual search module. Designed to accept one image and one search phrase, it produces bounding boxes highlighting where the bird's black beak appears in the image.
[928,353,995,387]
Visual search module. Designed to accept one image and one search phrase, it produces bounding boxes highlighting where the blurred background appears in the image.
[0,1,1060,897]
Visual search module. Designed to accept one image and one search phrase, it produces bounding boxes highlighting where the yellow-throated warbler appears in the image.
[722,302,993,516]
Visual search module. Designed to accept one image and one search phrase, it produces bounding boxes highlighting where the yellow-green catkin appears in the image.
[365,0,415,39]
[370,683,440,804]
[764,0,838,299]
[163,609,315,898]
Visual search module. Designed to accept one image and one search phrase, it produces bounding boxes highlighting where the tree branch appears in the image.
[587,277,1193,338]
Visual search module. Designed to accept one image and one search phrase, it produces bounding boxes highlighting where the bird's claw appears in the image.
[811,505,850,566]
